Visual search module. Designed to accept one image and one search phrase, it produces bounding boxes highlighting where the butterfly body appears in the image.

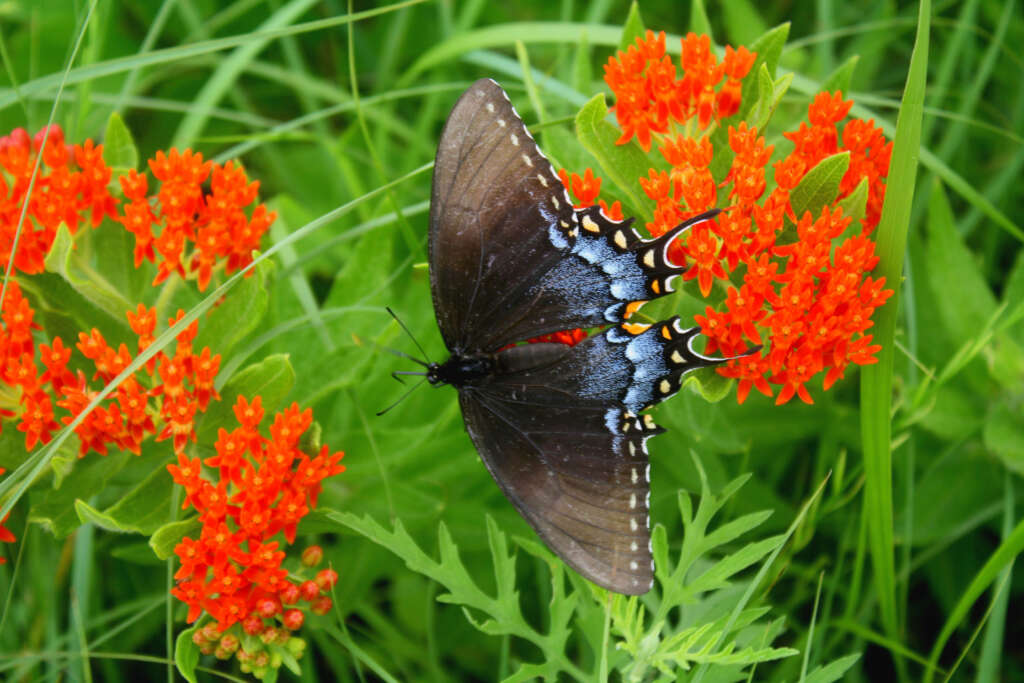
[427,354,496,388]
[425,79,728,594]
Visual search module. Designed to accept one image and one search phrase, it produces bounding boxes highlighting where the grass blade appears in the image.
[858,0,930,666]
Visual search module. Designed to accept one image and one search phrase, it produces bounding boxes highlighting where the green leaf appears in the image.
[574,93,653,220]
[803,653,862,683]
[821,55,860,95]
[709,23,790,181]
[984,400,1024,475]
[327,510,579,679]
[41,437,78,489]
[75,457,175,535]
[149,518,201,560]
[862,0,929,657]
[722,0,768,47]
[572,30,592,94]
[925,515,1024,681]
[274,643,303,675]
[902,447,1001,545]
[689,0,712,38]
[918,386,983,442]
[789,152,850,222]
[837,177,869,226]
[682,366,735,403]
[43,224,136,324]
[196,354,296,445]
[194,257,270,358]
[745,65,792,132]
[75,500,126,533]
[29,272,123,343]
[925,180,997,342]
[28,451,133,538]
[1003,248,1024,324]
[102,112,138,172]
[737,23,791,121]
[174,624,201,683]
[617,2,645,52]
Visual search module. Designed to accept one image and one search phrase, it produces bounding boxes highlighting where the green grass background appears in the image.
[0,0,1021,681]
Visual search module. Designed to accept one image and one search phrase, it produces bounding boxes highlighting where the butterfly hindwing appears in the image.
[455,321,722,594]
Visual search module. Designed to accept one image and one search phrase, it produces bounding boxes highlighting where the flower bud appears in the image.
[242,614,265,635]
[301,545,323,567]
[200,623,220,642]
[311,596,332,616]
[299,580,320,601]
[219,633,239,654]
[280,581,300,604]
[282,608,305,631]
[315,568,337,590]
[256,596,281,618]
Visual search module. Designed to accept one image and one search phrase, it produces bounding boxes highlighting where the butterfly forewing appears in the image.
[429,79,579,351]
[430,83,723,351]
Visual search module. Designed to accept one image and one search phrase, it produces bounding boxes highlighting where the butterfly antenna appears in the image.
[391,370,427,384]
[379,345,430,368]
[386,307,434,364]
[376,376,429,416]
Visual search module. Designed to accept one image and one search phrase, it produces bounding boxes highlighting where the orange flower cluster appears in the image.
[1,296,220,456]
[564,32,894,405]
[0,125,117,273]
[604,31,756,150]
[0,124,274,291]
[119,150,275,291]
[168,395,344,635]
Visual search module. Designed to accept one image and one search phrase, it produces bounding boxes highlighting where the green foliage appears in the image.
[174,624,201,683]
[0,1,1020,682]
[328,470,812,681]
[574,93,653,220]
[102,112,138,172]
[618,3,646,52]
[789,153,850,223]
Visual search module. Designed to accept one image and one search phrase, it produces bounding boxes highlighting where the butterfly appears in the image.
[422,79,730,595]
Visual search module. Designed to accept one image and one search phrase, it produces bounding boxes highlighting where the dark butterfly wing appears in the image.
[429,78,718,352]
[429,78,576,352]
[458,318,722,594]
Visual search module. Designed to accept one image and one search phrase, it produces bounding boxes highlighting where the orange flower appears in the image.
[169,395,345,635]
[570,32,894,405]
[604,31,757,152]
[682,222,726,297]
[0,125,118,274]
[112,149,276,291]
[0,298,224,458]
